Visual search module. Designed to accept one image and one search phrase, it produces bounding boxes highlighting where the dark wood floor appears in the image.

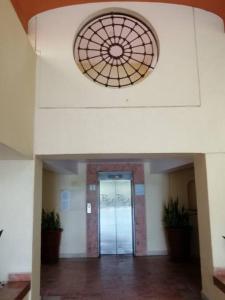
[41,256,202,300]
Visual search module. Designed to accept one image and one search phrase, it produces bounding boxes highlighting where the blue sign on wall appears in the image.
[135,184,145,196]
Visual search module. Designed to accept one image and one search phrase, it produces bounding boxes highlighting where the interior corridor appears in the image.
[41,256,201,300]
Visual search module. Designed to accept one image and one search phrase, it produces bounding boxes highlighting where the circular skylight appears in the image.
[74,12,159,88]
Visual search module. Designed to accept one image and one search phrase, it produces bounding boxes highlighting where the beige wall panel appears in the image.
[0,0,36,156]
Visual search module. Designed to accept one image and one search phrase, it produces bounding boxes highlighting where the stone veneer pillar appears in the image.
[86,163,146,257]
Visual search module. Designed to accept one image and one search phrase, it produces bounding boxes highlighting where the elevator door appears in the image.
[100,179,133,255]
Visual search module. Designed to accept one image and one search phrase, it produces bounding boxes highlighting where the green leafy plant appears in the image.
[163,198,190,228]
[42,209,61,231]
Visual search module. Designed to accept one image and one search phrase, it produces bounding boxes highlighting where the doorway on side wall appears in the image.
[98,171,134,255]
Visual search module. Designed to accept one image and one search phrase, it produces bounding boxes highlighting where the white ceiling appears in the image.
[150,158,193,173]
[44,160,78,174]
[43,156,193,174]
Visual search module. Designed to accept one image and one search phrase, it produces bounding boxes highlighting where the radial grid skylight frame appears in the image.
[74,12,159,88]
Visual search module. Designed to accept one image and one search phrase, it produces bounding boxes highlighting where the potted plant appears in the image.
[163,198,192,261]
[41,210,63,264]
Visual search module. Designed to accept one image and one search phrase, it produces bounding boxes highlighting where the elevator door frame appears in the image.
[98,171,135,256]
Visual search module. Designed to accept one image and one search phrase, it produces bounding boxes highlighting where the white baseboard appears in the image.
[146,250,168,256]
[60,253,87,258]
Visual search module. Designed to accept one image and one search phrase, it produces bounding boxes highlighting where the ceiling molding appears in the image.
[11,0,225,32]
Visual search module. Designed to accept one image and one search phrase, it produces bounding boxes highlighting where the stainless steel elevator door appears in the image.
[100,179,133,255]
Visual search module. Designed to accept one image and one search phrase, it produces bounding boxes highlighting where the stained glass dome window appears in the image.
[74,12,159,88]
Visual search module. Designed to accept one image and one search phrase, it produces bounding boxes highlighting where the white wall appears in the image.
[32,5,225,156]
[32,3,199,109]
[0,0,36,157]
[28,3,225,299]
[205,154,225,269]
[31,159,42,300]
[168,168,195,207]
[0,160,34,281]
[0,143,27,160]
[42,162,87,257]
[194,154,225,300]
[194,155,215,300]
[144,162,169,255]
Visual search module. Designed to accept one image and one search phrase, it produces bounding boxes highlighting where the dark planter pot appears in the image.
[165,227,192,262]
[41,229,63,264]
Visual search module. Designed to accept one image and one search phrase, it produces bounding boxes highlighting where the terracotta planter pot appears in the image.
[41,229,63,264]
[165,227,192,262]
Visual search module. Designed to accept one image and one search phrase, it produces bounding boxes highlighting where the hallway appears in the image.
[41,256,201,300]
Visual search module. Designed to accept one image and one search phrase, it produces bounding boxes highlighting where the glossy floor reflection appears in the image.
[41,256,201,300]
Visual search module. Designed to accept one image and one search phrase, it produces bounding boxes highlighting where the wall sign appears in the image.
[60,190,71,211]
[135,184,145,196]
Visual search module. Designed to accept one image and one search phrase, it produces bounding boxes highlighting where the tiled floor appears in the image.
[41,256,201,300]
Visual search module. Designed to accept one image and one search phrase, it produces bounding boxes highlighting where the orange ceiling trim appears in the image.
[11,0,225,32]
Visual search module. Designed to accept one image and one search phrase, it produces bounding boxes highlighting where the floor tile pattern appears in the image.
[41,256,201,300]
